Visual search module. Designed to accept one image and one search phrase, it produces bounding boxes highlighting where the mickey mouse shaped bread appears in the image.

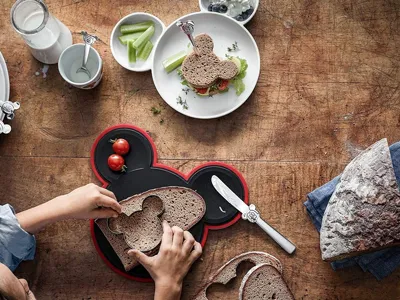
[181,34,239,88]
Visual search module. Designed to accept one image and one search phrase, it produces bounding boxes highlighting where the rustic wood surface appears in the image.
[1,0,400,299]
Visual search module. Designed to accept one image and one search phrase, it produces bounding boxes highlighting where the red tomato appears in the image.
[110,138,130,155]
[108,154,127,172]
[218,80,229,91]
[196,87,209,94]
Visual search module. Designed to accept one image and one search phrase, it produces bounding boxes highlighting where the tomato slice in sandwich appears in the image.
[196,87,209,94]
[218,80,229,91]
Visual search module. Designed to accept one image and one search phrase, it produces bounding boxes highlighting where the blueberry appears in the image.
[219,4,228,13]
[235,14,244,21]
[208,4,213,11]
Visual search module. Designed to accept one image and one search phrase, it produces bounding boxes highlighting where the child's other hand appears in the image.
[58,183,122,220]
[128,221,202,300]
[0,263,36,300]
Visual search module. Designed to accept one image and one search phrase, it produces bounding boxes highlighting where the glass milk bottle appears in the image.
[10,0,72,64]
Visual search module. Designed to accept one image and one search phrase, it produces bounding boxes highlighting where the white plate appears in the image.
[152,12,260,119]
[110,12,166,72]
[0,52,10,102]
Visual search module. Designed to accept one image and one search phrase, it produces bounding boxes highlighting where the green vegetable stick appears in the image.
[138,41,154,60]
[162,50,187,73]
[120,21,154,34]
[132,26,155,50]
[118,32,143,45]
[127,40,136,63]
[136,39,147,57]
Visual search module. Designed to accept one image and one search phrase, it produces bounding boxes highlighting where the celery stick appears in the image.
[132,26,155,50]
[118,32,143,45]
[136,40,147,57]
[127,40,136,63]
[120,21,154,34]
[138,41,153,60]
[162,50,187,73]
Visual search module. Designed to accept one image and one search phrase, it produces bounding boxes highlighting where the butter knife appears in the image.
[211,175,296,254]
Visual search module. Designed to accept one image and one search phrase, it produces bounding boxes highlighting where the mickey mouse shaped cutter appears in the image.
[90,124,249,282]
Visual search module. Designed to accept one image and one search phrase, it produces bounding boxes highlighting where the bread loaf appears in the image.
[320,138,400,261]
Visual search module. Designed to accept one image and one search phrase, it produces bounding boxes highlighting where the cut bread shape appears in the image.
[181,34,238,88]
[109,196,165,252]
[192,252,283,300]
[95,187,206,271]
[239,263,294,300]
[320,138,400,261]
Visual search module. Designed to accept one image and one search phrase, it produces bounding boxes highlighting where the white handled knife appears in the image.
[211,175,296,254]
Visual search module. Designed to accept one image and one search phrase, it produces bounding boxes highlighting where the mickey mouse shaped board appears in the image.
[90,124,249,281]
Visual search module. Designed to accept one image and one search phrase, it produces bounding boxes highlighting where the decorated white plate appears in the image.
[152,12,260,119]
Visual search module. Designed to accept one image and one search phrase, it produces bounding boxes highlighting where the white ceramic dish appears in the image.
[199,0,259,25]
[110,12,166,72]
[152,12,260,119]
[0,52,10,102]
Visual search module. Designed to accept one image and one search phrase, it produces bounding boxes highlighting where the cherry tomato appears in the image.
[108,154,127,172]
[196,87,209,94]
[110,138,130,155]
[218,80,229,91]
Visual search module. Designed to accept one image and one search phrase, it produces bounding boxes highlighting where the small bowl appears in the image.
[58,44,103,89]
[110,12,165,72]
[199,0,259,25]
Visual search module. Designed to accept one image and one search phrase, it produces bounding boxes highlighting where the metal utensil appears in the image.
[76,31,98,78]
[176,20,198,54]
[211,175,296,254]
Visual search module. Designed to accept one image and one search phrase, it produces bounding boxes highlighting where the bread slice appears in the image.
[193,252,283,300]
[320,138,400,261]
[95,218,145,271]
[109,195,164,252]
[95,187,206,271]
[181,34,238,88]
[239,264,294,300]
[110,187,206,253]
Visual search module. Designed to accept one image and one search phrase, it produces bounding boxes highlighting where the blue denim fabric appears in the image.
[0,204,36,271]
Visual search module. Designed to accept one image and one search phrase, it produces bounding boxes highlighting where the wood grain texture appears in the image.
[1,0,400,299]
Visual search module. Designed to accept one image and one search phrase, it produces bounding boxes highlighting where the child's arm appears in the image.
[0,262,36,300]
[16,183,121,234]
[129,221,202,300]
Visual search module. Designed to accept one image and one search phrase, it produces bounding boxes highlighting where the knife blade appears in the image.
[211,175,296,254]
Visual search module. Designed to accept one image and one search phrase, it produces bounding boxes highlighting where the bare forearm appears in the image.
[154,283,182,300]
[16,197,66,234]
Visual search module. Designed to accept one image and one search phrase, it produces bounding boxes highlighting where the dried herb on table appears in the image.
[160,119,164,124]
[151,106,162,115]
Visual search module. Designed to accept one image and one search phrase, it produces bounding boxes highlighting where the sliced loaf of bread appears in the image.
[320,138,400,261]
[193,252,283,300]
[239,263,294,300]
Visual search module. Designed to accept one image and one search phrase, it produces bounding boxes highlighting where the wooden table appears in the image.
[1,0,400,299]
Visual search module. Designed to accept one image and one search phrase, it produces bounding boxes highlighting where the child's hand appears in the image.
[58,183,122,220]
[128,221,202,300]
[0,263,36,300]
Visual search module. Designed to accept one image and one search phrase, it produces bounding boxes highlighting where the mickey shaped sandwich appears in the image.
[181,34,239,95]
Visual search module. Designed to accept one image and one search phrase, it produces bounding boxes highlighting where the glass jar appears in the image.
[10,0,72,64]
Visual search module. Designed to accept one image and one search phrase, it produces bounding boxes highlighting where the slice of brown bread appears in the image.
[95,218,146,271]
[181,34,238,88]
[192,252,283,300]
[110,187,206,254]
[108,196,164,252]
[239,263,294,300]
[320,138,400,261]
